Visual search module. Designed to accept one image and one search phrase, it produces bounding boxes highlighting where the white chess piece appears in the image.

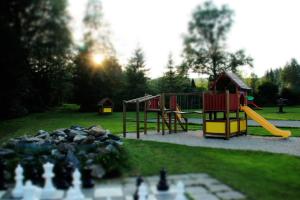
[175,181,186,200]
[12,164,24,198]
[64,186,77,200]
[65,168,85,200]
[41,162,56,198]
[22,180,41,200]
[138,182,148,200]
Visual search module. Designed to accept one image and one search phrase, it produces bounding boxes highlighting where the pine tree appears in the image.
[124,47,148,99]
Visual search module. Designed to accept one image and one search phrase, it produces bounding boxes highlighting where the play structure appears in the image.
[247,95,262,110]
[123,93,202,139]
[203,72,291,139]
[123,72,291,140]
[97,98,113,114]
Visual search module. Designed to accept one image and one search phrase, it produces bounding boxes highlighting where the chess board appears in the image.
[0,184,177,200]
[0,173,246,200]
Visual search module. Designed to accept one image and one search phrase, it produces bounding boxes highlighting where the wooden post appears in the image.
[167,113,171,134]
[226,90,230,139]
[123,101,126,138]
[185,118,188,132]
[144,101,147,135]
[237,92,240,135]
[136,100,140,139]
[161,93,165,135]
[202,92,206,137]
[174,113,177,133]
[245,111,248,135]
[157,113,160,132]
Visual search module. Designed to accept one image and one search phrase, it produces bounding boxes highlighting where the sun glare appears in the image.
[91,53,105,65]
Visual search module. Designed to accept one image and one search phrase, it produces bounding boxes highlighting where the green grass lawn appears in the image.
[124,140,300,200]
[256,106,300,120]
[248,126,300,137]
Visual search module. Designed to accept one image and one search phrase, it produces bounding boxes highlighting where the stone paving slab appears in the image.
[216,191,245,200]
[208,184,232,193]
[125,131,300,157]
[192,193,220,200]
[0,173,245,200]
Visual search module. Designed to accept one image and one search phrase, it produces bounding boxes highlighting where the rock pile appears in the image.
[0,125,126,185]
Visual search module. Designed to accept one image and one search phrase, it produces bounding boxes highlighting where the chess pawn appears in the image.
[22,180,42,200]
[175,181,186,200]
[72,169,85,200]
[12,164,24,198]
[138,182,148,200]
[0,160,7,190]
[157,168,169,191]
[41,162,56,198]
[134,176,144,200]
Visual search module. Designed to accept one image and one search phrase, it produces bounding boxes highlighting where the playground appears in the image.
[123,72,292,140]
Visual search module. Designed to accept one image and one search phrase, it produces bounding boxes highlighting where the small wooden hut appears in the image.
[203,72,251,139]
[98,98,113,114]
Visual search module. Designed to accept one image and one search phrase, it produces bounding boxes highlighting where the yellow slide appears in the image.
[241,106,291,138]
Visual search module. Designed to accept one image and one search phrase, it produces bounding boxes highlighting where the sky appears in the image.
[68,0,300,78]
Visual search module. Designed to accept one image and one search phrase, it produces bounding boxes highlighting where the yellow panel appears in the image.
[103,108,112,113]
[240,120,246,131]
[230,121,238,133]
[206,122,225,134]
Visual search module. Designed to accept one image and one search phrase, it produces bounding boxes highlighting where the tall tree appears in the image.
[281,58,300,93]
[27,0,73,107]
[247,73,259,95]
[160,54,177,92]
[124,47,148,99]
[183,1,252,81]
[0,0,72,119]
[73,0,122,111]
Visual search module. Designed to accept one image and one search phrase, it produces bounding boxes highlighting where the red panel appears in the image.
[170,96,177,110]
[204,93,227,111]
[149,98,159,109]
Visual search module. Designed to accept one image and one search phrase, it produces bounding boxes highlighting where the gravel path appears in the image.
[125,131,300,157]
[148,119,300,128]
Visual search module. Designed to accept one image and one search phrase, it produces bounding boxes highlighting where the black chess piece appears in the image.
[23,163,41,185]
[133,176,144,200]
[0,160,7,190]
[157,168,169,191]
[65,162,75,186]
[53,162,70,189]
[82,166,94,188]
